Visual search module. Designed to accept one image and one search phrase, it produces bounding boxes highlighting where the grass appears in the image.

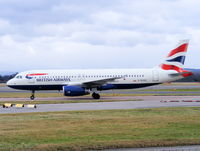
[1,107,200,151]
[0,83,6,87]
[0,99,142,105]
[163,82,200,85]
[0,92,153,98]
[0,92,63,98]
[1,90,200,99]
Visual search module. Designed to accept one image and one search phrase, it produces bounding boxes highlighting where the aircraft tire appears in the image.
[30,95,35,100]
[92,92,100,99]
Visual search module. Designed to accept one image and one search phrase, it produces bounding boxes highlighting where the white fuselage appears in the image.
[7,68,182,91]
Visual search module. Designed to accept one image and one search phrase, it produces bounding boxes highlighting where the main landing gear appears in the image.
[30,90,35,100]
[92,92,100,99]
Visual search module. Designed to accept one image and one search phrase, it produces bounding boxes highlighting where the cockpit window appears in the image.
[15,75,22,79]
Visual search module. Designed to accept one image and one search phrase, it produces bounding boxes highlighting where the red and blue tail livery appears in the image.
[161,40,192,77]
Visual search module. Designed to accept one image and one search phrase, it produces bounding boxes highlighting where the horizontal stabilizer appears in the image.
[169,71,192,77]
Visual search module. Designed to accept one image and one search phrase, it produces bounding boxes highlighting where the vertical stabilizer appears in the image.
[160,40,192,77]
[161,40,189,71]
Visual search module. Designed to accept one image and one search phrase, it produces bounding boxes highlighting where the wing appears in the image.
[66,77,121,88]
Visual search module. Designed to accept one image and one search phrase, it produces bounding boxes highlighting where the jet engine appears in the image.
[63,86,90,96]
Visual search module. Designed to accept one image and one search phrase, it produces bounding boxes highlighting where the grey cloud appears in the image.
[0,0,200,72]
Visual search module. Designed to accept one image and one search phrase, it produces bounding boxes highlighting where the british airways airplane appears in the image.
[7,40,192,100]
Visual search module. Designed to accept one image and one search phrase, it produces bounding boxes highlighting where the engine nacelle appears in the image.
[63,86,90,96]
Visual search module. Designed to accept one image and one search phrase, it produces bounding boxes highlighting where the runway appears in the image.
[1,96,200,114]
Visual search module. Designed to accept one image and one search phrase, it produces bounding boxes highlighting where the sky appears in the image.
[0,0,200,73]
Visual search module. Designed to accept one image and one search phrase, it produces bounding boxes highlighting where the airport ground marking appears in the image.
[161,100,200,103]
[2,103,36,108]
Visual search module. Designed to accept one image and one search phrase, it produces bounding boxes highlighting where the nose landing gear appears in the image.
[30,90,35,100]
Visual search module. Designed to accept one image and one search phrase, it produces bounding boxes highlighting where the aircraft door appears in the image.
[25,73,36,84]
[78,74,85,81]
[28,77,36,84]
[152,70,159,82]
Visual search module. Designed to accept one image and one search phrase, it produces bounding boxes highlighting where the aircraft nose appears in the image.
[6,79,15,86]
[6,79,11,86]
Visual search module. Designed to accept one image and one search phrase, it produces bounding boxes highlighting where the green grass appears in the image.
[0,99,142,105]
[1,107,200,151]
[0,92,64,98]
[163,82,200,85]
[1,91,200,99]
[0,92,150,98]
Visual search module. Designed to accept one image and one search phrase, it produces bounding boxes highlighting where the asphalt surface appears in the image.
[1,84,200,114]
[1,96,200,114]
[103,145,200,151]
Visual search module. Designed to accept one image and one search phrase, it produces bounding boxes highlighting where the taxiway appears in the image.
[1,83,200,114]
[1,96,200,114]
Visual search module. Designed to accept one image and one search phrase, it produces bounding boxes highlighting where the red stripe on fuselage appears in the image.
[27,73,48,76]
[167,43,188,57]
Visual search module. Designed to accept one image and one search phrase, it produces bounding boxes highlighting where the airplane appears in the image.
[7,40,192,100]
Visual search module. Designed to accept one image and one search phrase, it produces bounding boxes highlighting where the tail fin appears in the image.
[160,40,192,77]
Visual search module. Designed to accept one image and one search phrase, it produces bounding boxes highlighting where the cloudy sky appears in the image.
[0,0,200,72]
